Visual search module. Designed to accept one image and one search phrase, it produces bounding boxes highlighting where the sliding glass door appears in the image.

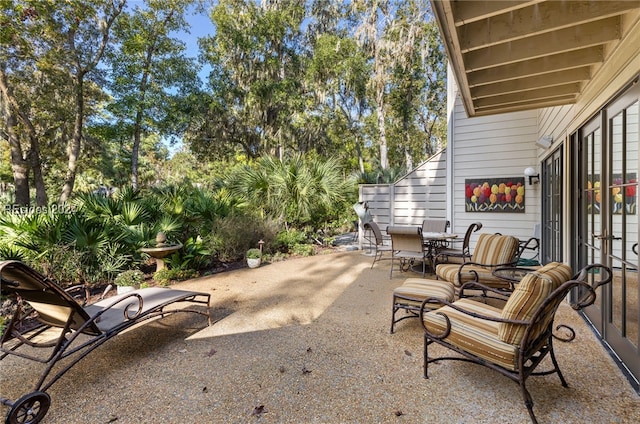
[574,82,639,388]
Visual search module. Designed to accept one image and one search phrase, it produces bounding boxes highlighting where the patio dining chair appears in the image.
[421,219,449,233]
[387,226,429,278]
[363,221,393,269]
[419,262,612,424]
[434,221,483,266]
[0,260,211,423]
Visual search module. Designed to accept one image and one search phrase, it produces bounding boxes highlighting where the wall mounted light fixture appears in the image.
[536,135,553,149]
[524,167,540,185]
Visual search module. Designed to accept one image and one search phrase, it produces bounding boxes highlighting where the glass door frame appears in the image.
[571,77,640,391]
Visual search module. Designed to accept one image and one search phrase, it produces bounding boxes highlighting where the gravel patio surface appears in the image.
[1,250,638,423]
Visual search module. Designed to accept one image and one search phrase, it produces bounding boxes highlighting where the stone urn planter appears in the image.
[246,248,262,268]
[117,285,136,295]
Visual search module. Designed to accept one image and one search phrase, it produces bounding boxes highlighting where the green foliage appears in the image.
[290,243,314,257]
[353,166,408,184]
[227,154,354,229]
[207,213,278,262]
[114,270,144,287]
[274,228,307,253]
[0,182,238,283]
[153,268,197,286]
[164,236,211,271]
[246,248,261,259]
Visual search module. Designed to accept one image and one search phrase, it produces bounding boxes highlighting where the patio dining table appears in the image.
[421,232,458,272]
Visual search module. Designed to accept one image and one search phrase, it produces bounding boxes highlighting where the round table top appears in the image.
[492,266,539,283]
[422,232,458,240]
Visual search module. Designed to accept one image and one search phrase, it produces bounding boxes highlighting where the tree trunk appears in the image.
[131,108,143,189]
[29,137,48,206]
[355,136,365,174]
[404,146,412,171]
[4,111,30,206]
[0,63,47,205]
[376,96,389,170]
[60,78,84,203]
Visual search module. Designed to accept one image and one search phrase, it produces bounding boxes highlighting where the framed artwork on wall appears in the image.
[465,177,526,213]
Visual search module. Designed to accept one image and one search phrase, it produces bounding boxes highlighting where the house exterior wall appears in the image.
[449,92,540,245]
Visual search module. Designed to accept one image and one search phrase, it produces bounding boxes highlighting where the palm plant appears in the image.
[227,154,352,230]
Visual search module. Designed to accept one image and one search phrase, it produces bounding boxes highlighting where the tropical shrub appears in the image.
[153,268,197,286]
[290,243,314,257]
[164,236,211,271]
[274,228,307,253]
[226,154,353,230]
[206,213,278,261]
[114,270,144,287]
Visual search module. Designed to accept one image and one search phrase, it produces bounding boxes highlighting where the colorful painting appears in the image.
[587,173,637,215]
[465,177,526,213]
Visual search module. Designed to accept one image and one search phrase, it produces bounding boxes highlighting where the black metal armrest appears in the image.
[570,264,613,309]
[64,284,90,306]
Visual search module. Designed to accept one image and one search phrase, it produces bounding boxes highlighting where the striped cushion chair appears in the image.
[420,262,612,424]
[435,233,520,291]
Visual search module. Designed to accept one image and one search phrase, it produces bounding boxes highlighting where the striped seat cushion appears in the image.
[498,262,573,346]
[422,298,519,370]
[435,233,519,287]
[435,264,511,288]
[393,278,455,309]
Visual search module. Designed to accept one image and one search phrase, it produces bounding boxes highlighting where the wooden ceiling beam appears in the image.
[470,68,591,99]
[467,47,603,87]
[474,96,577,115]
[451,0,541,26]
[459,1,637,52]
[464,18,619,71]
[474,84,580,109]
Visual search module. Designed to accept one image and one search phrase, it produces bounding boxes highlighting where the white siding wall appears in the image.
[450,96,540,244]
[537,105,573,147]
[393,150,447,226]
[358,150,448,238]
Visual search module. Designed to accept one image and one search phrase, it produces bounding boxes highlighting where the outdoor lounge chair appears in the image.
[0,260,211,424]
[419,262,612,424]
[435,232,520,294]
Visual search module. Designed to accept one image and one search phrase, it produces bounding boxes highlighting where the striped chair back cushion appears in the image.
[498,262,573,346]
[470,233,520,267]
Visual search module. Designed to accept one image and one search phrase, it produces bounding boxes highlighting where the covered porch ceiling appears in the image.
[431,0,640,116]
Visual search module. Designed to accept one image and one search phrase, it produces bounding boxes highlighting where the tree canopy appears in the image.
[1,0,447,205]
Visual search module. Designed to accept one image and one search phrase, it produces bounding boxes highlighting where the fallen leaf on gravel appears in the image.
[404,350,412,356]
[202,387,208,393]
[252,405,266,416]
[207,348,217,357]
[394,410,404,416]
[302,366,312,374]
[306,347,312,353]
[107,417,118,423]
[178,349,187,353]
[279,366,286,373]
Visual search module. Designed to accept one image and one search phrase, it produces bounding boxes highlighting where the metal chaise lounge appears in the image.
[0,260,211,424]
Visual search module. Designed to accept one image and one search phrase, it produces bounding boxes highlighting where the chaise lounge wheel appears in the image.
[5,391,50,424]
